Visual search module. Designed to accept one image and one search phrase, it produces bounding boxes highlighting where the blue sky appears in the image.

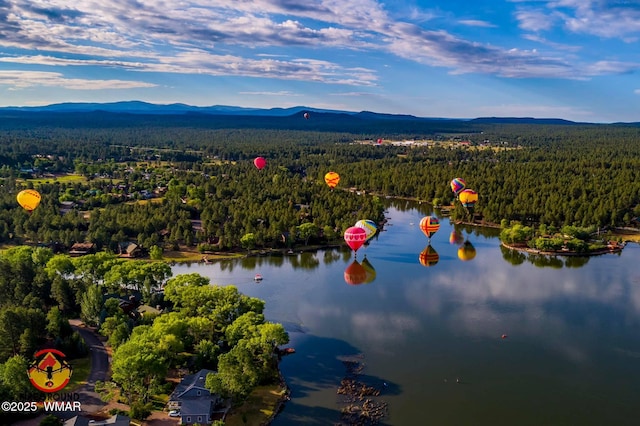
[0,0,639,122]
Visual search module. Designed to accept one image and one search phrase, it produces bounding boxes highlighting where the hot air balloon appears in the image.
[17,189,41,212]
[324,171,340,189]
[377,138,383,145]
[303,112,309,119]
[344,260,367,285]
[361,257,377,283]
[458,189,478,208]
[344,226,367,255]
[458,241,477,261]
[449,230,464,245]
[355,219,377,242]
[419,245,439,267]
[450,178,466,196]
[419,216,440,240]
[253,156,266,170]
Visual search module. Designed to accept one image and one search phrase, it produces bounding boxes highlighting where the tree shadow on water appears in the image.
[275,334,399,425]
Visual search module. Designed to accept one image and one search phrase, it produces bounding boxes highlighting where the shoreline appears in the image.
[500,241,625,257]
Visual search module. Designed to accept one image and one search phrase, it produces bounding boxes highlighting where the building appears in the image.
[64,414,130,426]
[168,369,225,425]
[69,242,96,256]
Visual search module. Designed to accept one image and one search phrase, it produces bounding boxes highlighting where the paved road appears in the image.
[69,319,109,415]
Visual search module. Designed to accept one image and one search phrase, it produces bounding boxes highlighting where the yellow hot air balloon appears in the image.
[17,189,41,212]
[325,171,340,189]
[458,189,478,208]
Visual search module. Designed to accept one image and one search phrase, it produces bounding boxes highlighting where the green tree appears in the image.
[149,245,163,260]
[80,285,103,327]
[240,233,256,252]
[297,223,318,245]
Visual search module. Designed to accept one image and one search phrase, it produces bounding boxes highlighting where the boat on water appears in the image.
[254,273,263,282]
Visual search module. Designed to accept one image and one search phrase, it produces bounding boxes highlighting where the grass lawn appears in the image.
[224,384,288,426]
[162,247,243,263]
[66,356,91,391]
[18,174,86,185]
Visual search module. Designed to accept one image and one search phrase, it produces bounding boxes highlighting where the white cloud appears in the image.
[0,70,157,90]
[458,19,497,28]
[0,0,637,88]
[238,90,301,96]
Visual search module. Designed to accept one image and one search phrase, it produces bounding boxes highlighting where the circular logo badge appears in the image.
[27,349,73,393]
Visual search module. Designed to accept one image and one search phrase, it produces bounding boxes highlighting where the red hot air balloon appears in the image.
[419,216,440,240]
[253,157,266,170]
[344,260,367,285]
[344,226,367,254]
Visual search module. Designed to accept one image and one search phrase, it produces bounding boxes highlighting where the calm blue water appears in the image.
[173,202,640,425]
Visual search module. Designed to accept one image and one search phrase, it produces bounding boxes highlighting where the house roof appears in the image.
[64,414,130,426]
[180,398,214,416]
[64,417,90,426]
[170,368,215,401]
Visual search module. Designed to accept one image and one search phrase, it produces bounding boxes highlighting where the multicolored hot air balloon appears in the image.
[17,189,41,212]
[419,216,440,240]
[450,178,466,196]
[361,257,377,284]
[253,156,266,170]
[344,226,367,254]
[344,260,367,285]
[355,219,377,242]
[325,171,340,189]
[458,241,477,261]
[459,189,478,208]
[419,245,439,267]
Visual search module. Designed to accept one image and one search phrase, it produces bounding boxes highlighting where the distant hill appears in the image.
[470,117,580,125]
[0,101,567,122]
[0,101,348,117]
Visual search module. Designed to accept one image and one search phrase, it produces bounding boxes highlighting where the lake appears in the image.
[172,201,640,425]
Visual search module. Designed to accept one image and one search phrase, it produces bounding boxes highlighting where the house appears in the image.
[64,414,130,426]
[69,242,96,256]
[168,369,224,425]
[118,242,143,258]
[136,304,162,319]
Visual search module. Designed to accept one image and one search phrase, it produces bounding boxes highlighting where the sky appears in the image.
[0,0,639,122]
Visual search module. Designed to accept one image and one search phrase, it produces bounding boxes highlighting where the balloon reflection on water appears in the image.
[344,257,377,285]
[419,244,439,267]
[457,240,477,262]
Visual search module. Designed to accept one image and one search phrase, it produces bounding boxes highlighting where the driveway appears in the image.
[69,319,110,415]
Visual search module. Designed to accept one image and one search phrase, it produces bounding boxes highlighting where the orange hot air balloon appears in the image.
[344,226,367,253]
[324,171,340,189]
[458,241,477,261]
[253,157,266,170]
[419,245,439,267]
[17,189,41,212]
[419,216,440,240]
[344,260,367,285]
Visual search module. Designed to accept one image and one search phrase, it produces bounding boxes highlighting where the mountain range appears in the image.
[1,101,638,126]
